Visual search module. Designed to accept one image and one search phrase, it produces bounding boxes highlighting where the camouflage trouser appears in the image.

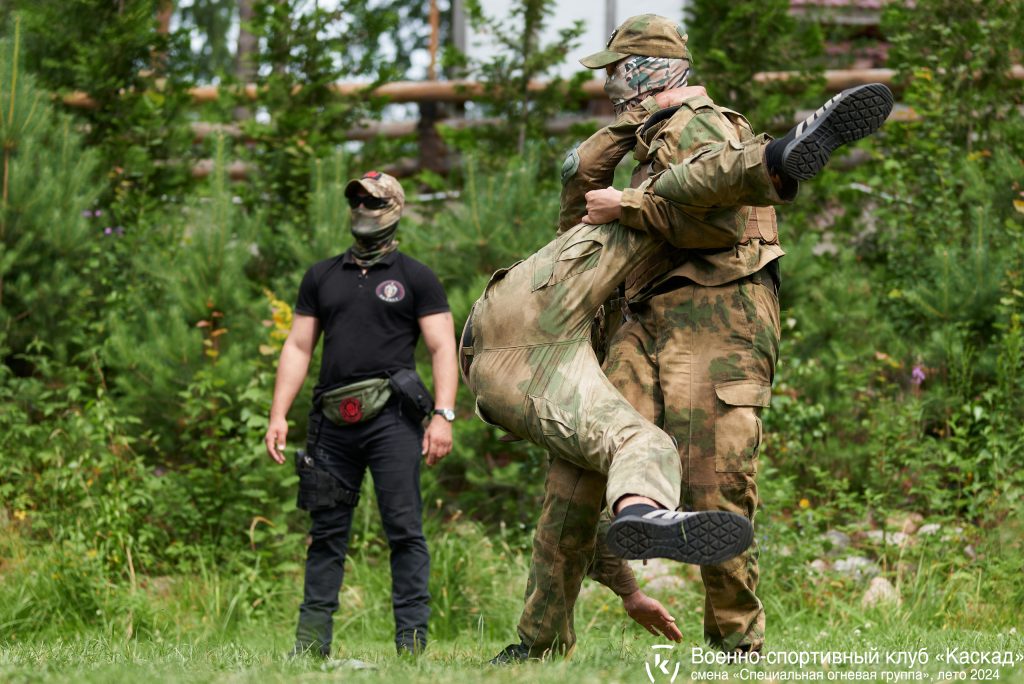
[516,457,637,657]
[463,220,681,510]
[515,274,780,655]
[608,276,780,651]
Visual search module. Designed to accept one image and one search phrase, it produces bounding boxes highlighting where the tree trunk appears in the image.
[153,0,174,73]
[516,4,539,155]
[157,0,173,35]
[234,0,257,120]
[428,0,440,81]
[417,101,448,175]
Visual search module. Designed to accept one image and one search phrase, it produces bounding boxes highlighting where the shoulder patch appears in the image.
[560,147,580,186]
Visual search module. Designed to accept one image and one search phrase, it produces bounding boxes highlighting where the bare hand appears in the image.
[581,186,623,225]
[622,590,683,642]
[265,416,289,465]
[422,415,453,466]
[654,85,707,109]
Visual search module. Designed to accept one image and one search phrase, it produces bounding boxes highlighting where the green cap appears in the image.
[580,14,689,69]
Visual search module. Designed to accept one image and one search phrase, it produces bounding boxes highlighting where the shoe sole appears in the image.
[607,510,754,565]
[782,83,894,181]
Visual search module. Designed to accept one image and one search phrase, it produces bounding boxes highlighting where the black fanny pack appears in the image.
[388,368,434,422]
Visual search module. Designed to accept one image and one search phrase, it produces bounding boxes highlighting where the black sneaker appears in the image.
[766,83,894,182]
[287,642,329,660]
[489,642,534,665]
[397,642,426,657]
[396,629,427,657]
[607,509,754,565]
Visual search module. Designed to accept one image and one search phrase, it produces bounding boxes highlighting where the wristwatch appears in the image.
[433,408,456,422]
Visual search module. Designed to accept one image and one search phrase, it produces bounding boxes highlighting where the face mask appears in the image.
[349,193,402,243]
[348,216,399,268]
[604,55,690,114]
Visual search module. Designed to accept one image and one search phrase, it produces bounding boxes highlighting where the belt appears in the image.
[623,260,781,315]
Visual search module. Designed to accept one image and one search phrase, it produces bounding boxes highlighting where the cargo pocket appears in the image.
[682,139,744,169]
[714,381,771,474]
[685,142,721,165]
[524,395,582,465]
[532,233,604,291]
[295,449,359,511]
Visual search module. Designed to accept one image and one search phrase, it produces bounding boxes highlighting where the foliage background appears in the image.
[0,0,1022,676]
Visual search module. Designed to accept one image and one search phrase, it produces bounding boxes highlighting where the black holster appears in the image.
[387,368,434,422]
[295,449,360,511]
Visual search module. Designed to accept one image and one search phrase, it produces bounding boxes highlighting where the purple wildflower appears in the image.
[94,210,103,217]
[911,365,926,386]
[103,227,113,235]
[81,210,92,218]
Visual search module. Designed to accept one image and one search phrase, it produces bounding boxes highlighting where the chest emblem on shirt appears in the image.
[376,279,406,303]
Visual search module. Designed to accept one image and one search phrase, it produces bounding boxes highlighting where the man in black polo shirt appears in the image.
[265,170,458,658]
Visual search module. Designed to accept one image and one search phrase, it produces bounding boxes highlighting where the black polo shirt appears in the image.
[294,249,449,400]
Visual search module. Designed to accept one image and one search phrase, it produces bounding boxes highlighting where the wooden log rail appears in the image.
[60,65,1021,180]
[64,66,1024,109]
[67,67,1024,110]
[188,105,923,144]
[185,105,925,179]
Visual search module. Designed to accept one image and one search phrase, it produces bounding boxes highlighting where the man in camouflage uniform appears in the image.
[460,175,760,550]
[464,14,894,659]
[481,14,893,660]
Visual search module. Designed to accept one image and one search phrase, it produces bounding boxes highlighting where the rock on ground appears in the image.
[809,558,830,575]
[862,577,901,608]
[866,529,910,547]
[823,530,851,555]
[833,556,881,580]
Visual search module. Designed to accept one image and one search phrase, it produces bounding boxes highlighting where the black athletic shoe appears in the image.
[766,83,894,182]
[397,642,426,657]
[607,509,754,565]
[287,642,329,660]
[489,642,533,665]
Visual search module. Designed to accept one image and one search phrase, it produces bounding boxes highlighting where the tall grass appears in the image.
[3,508,1023,683]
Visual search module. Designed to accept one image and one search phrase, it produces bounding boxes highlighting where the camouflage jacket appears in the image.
[559,92,785,302]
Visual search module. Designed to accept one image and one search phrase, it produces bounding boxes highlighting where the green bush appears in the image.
[685,0,825,129]
[0,26,105,364]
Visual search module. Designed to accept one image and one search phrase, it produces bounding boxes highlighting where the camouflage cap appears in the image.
[345,170,405,235]
[580,14,689,69]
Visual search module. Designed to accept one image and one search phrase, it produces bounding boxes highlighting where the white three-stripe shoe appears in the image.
[770,83,894,182]
[607,509,754,565]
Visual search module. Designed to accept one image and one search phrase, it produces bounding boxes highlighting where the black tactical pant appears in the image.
[294,401,430,655]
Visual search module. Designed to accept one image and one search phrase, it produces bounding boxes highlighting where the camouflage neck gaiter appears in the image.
[605,55,690,115]
[350,220,399,268]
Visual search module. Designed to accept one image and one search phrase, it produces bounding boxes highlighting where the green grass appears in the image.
[2,624,1023,683]
[2,516,1023,683]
